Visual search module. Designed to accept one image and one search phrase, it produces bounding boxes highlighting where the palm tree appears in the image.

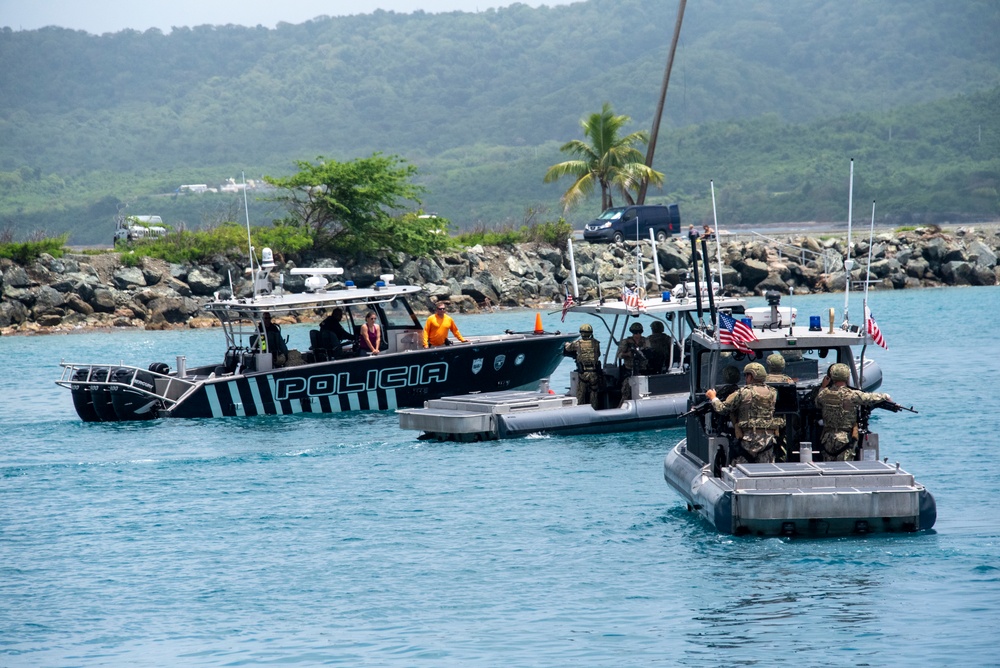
[544,103,664,212]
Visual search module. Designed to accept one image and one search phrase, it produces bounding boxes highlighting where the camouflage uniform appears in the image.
[646,331,673,374]
[617,325,649,402]
[765,353,794,384]
[815,385,890,461]
[710,363,778,464]
[764,354,794,460]
[563,335,602,410]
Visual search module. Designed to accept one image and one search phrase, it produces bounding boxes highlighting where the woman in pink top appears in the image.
[361,311,381,355]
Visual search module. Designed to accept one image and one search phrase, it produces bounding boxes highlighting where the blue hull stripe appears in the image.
[229,380,246,417]
[206,384,223,417]
[248,377,266,416]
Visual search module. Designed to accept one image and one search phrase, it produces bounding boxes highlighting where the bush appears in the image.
[0,235,68,264]
[119,223,313,264]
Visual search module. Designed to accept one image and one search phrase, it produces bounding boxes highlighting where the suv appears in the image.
[582,204,680,243]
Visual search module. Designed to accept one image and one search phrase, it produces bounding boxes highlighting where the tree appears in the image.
[543,103,664,212]
[265,153,448,254]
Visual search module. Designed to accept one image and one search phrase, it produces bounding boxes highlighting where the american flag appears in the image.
[865,304,888,349]
[622,286,646,312]
[718,312,758,353]
[561,294,574,322]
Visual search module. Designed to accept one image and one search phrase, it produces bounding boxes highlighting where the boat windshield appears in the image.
[379,297,421,329]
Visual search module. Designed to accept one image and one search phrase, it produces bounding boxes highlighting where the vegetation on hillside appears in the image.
[0,0,997,242]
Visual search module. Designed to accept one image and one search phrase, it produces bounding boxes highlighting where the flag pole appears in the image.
[860,200,875,388]
[843,159,854,327]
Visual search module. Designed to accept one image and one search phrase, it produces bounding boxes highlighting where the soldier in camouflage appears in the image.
[715,365,742,401]
[563,323,602,409]
[617,322,649,402]
[705,362,779,465]
[814,363,891,461]
[765,353,794,384]
[645,320,673,374]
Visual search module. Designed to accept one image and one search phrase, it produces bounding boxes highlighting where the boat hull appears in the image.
[664,440,936,537]
[61,334,576,421]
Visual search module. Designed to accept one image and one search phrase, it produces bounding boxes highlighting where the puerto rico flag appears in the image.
[865,304,888,349]
[718,312,758,354]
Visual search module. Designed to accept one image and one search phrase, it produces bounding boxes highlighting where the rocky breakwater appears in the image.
[0,225,997,336]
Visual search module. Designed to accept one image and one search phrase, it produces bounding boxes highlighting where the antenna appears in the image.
[241,171,259,300]
[710,180,724,292]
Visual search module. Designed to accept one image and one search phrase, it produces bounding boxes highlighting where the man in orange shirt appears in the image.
[422,302,467,348]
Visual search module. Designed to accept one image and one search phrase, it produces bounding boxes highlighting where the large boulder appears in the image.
[735,258,769,288]
[186,267,225,296]
[112,266,146,290]
[146,296,204,325]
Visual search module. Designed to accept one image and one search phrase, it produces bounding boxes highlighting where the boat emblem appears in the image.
[514,354,525,366]
[494,355,506,371]
[472,358,483,374]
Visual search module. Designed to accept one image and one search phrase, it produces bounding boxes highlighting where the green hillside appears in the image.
[0,0,997,244]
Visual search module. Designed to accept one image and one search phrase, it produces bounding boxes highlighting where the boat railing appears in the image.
[56,362,199,408]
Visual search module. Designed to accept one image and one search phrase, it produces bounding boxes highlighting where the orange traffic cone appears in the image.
[534,312,544,334]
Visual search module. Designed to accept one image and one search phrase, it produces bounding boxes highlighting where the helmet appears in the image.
[829,363,851,382]
[579,323,593,338]
[721,365,741,384]
[744,362,767,381]
[650,321,664,334]
[766,353,786,371]
[629,322,644,334]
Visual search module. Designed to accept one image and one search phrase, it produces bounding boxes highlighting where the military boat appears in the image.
[399,287,748,440]
[662,297,934,537]
[56,255,576,422]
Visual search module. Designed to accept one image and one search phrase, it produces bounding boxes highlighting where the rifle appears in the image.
[857,399,917,442]
[874,399,918,414]
[680,400,712,419]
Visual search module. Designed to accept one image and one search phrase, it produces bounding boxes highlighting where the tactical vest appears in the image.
[817,386,858,431]
[736,385,777,429]
[576,338,599,371]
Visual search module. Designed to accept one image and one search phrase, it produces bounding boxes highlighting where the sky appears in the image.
[0,0,576,34]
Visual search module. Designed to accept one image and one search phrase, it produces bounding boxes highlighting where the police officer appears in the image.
[646,320,673,374]
[765,353,794,384]
[617,322,649,402]
[563,324,602,409]
[705,362,779,465]
[815,363,891,461]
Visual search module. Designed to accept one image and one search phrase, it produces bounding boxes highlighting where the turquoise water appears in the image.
[2,288,999,666]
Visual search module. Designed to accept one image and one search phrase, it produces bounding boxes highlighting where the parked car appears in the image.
[582,204,680,243]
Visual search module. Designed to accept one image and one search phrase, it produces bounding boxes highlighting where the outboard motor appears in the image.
[110,367,160,421]
[89,367,118,422]
[70,368,102,422]
[148,362,171,376]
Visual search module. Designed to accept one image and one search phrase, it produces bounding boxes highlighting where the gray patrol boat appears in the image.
[663,297,935,537]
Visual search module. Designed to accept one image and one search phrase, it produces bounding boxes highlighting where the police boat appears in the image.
[662,298,935,537]
[56,251,577,422]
